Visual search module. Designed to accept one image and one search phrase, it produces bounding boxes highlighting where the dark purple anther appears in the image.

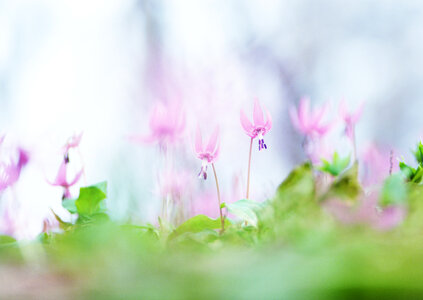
[198,162,208,180]
[258,138,267,151]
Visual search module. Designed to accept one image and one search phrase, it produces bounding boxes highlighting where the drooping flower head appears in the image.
[131,101,186,150]
[290,97,332,139]
[0,147,29,192]
[48,160,83,199]
[62,132,83,162]
[195,126,220,180]
[240,98,272,151]
[339,100,364,140]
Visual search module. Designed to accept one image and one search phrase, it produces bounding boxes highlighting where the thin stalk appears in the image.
[246,137,253,199]
[211,163,224,233]
[352,128,358,163]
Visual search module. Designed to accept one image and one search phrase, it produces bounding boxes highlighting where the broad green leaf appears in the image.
[62,198,77,214]
[276,162,315,199]
[51,209,72,230]
[171,214,229,238]
[222,199,264,227]
[380,174,407,206]
[0,235,16,247]
[323,163,361,201]
[75,181,107,216]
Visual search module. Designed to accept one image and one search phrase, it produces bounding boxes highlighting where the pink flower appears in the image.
[131,101,185,149]
[62,132,83,156]
[290,97,331,138]
[360,144,398,187]
[339,100,364,140]
[0,148,29,192]
[324,193,406,231]
[195,126,220,180]
[240,98,272,150]
[48,161,83,199]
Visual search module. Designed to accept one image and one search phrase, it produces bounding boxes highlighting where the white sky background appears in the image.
[1,0,423,236]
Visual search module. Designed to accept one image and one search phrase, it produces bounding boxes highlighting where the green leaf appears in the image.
[171,214,229,238]
[222,199,264,227]
[400,161,415,181]
[319,152,351,176]
[323,163,361,201]
[380,174,407,206]
[413,166,423,183]
[51,209,72,230]
[75,181,107,216]
[413,141,423,165]
[62,198,77,214]
[0,235,17,248]
[276,162,315,200]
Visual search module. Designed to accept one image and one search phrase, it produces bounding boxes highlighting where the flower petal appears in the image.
[68,169,84,187]
[195,126,203,154]
[264,109,272,133]
[212,139,220,162]
[240,110,254,136]
[289,106,300,130]
[298,97,310,129]
[253,98,265,126]
[206,127,220,153]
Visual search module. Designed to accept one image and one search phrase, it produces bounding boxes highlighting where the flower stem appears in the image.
[352,128,358,162]
[211,163,224,233]
[246,137,253,199]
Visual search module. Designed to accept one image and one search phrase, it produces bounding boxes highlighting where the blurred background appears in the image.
[0,0,422,237]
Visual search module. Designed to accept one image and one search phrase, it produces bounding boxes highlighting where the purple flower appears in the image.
[240,98,272,150]
[195,126,220,180]
[48,161,83,199]
[290,97,332,138]
[131,102,186,149]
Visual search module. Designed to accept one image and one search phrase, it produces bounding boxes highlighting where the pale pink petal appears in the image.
[127,134,157,144]
[206,127,220,153]
[240,110,254,136]
[212,139,220,162]
[298,97,310,129]
[195,126,203,154]
[351,101,365,124]
[289,107,301,131]
[375,206,406,230]
[48,161,67,186]
[67,169,83,187]
[253,98,265,126]
[312,102,328,124]
[149,103,163,131]
[264,109,272,133]
[338,99,348,120]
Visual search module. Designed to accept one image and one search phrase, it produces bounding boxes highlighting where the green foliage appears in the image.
[171,214,229,238]
[380,174,408,206]
[400,162,423,183]
[6,159,423,298]
[62,198,77,214]
[321,163,361,201]
[75,181,107,216]
[413,141,423,165]
[400,142,423,183]
[222,199,265,227]
[320,152,351,176]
